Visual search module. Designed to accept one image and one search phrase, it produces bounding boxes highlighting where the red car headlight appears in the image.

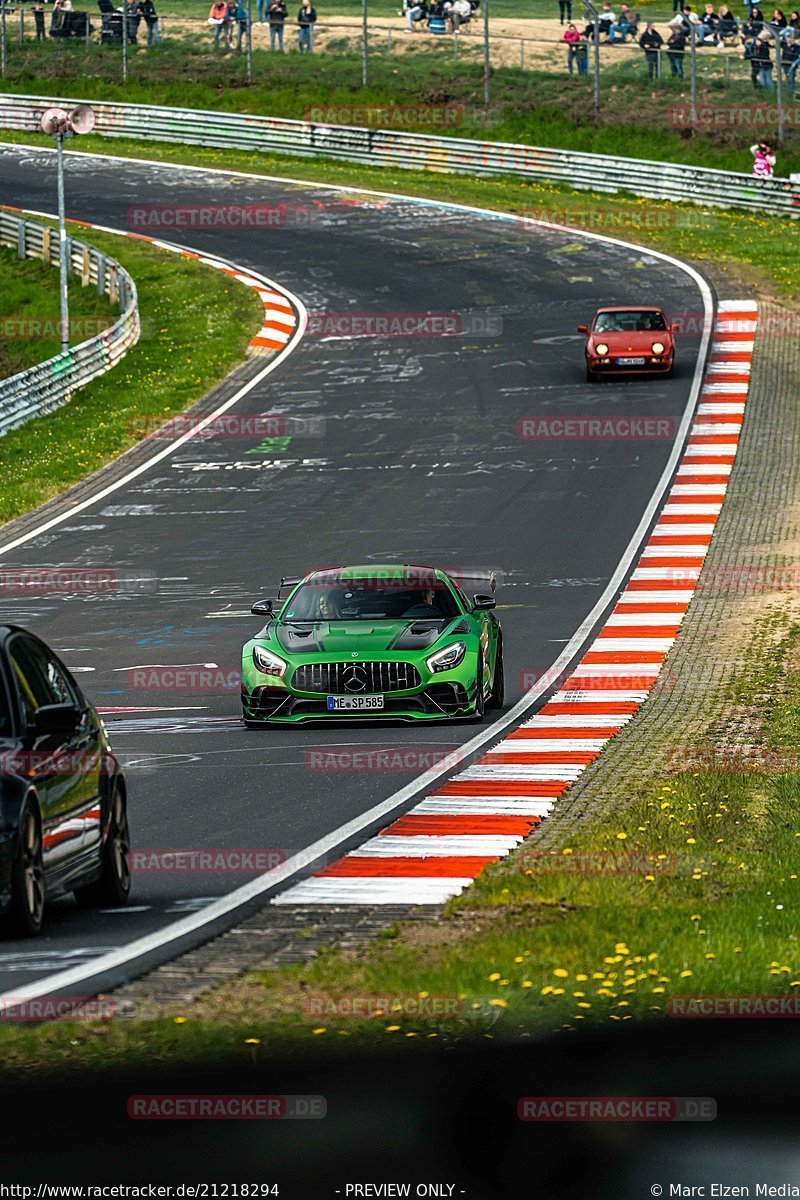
[595,342,609,357]
[651,341,665,356]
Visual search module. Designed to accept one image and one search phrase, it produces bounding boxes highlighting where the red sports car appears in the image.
[578,306,677,382]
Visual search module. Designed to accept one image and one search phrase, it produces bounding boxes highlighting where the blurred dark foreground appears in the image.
[6,1019,798,1196]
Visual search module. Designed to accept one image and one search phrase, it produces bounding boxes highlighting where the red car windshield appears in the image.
[594,310,667,333]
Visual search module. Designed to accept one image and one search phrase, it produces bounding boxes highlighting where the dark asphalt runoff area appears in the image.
[0,144,708,992]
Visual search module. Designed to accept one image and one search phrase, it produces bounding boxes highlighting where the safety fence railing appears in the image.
[0,207,140,436]
[0,92,798,216]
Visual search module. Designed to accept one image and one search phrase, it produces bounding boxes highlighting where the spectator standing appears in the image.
[750,140,776,174]
[781,29,800,83]
[268,0,287,47]
[33,2,46,38]
[298,0,315,49]
[790,7,800,30]
[208,0,229,45]
[230,0,248,47]
[753,31,773,82]
[136,0,159,43]
[558,0,572,23]
[563,21,581,66]
[639,21,663,74]
[667,23,686,71]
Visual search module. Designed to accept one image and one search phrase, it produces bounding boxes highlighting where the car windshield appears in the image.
[282,580,460,622]
[594,310,667,332]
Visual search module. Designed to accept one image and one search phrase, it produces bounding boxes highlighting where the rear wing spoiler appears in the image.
[450,570,499,594]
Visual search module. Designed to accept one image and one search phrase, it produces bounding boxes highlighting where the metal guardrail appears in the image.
[0,91,797,217]
[0,207,139,436]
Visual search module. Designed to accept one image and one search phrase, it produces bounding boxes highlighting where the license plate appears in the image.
[616,356,646,365]
[327,695,385,711]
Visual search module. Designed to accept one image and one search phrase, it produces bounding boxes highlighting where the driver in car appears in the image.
[402,587,440,618]
[315,591,340,620]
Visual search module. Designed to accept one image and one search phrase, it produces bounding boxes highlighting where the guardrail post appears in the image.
[81,245,91,286]
[1,0,7,78]
[387,27,391,53]
[453,29,458,60]
[42,226,51,263]
[519,38,523,68]
[17,219,26,260]
[361,0,368,85]
[96,253,106,296]
[85,13,90,46]
[109,262,119,306]
[18,6,23,45]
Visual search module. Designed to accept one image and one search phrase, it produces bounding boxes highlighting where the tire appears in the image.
[487,638,505,710]
[74,783,130,908]
[665,364,674,379]
[473,653,486,723]
[586,366,598,383]
[6,805,45,938]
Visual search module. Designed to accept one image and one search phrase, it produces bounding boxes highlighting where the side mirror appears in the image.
[473,594,496,611]
[577,325,589,334]
[251,599,275,616]
[35,703,80,735]
[671,323,680,334]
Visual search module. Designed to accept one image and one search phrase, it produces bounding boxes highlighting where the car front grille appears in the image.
[292,661,421,694]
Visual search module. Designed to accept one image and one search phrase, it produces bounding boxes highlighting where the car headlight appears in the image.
[651,341,665,355]
[252,645,287,677]
[595,343,609,357]
[426,641,467,673]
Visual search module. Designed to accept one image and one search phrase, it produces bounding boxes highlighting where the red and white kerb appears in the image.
[274,301,757,906]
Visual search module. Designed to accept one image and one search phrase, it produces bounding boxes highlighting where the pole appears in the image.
[122,0,128,80]
[584,0,600,111]
[519,37,523,68]
[769,23,784,143]
[453,27,458,60]
[56,133,69,356]
[361,0,367,86]
[18,5,22,46]
[689,22,697,122]
[246,0,252,79]
[483,0,489,106]
[1,0,6,78]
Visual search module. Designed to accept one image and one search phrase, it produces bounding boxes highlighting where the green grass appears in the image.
[0,243,115,379]
[0,216,263,524]
[0,42,796,172]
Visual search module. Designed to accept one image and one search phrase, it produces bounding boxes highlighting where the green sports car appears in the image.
[241,564,504,725]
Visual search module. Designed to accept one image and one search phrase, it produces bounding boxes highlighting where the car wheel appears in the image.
[74,783,130,908]
[586,366,598,383]
[487,639,505,710]
[473,653,486,722]
[6,805,45,938]
[665,364,674,379]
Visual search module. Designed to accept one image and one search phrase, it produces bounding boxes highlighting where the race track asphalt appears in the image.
[0,145,708,991]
